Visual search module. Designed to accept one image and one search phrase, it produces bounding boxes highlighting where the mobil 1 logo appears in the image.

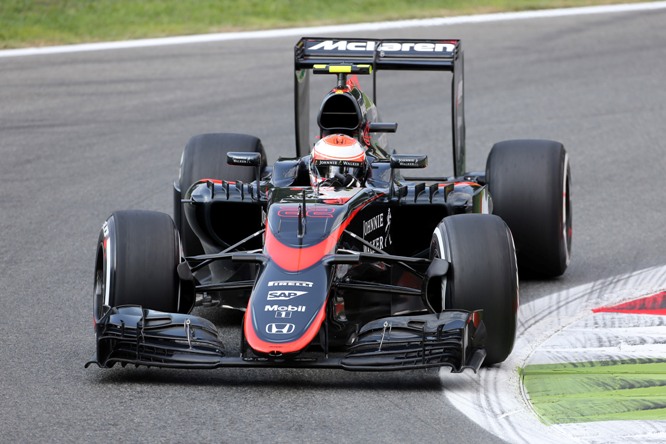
[265,304,306,319]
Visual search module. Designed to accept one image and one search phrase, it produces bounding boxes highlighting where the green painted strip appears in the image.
[521,360,666,424]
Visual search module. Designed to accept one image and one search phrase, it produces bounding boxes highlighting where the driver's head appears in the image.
[310,134,367,187]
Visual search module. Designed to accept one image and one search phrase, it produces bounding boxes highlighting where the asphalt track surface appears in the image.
[2,6,666,444]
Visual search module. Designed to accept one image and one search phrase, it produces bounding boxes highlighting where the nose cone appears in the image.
[243,263,329,355]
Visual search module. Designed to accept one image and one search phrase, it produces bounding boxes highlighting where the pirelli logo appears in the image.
[308,40,456,53]
[268,281,313,287]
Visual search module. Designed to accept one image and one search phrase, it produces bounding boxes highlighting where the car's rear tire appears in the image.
[175,133,266,257]
[486,139,571,277]
[430,214,518,365]
[93,210,182,322]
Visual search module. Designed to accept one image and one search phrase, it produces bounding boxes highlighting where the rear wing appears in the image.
[294,37,466,177]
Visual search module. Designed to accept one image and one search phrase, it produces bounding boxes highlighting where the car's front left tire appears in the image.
[430,214,519,365]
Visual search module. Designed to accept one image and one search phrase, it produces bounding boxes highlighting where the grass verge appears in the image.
[0,0,650,49]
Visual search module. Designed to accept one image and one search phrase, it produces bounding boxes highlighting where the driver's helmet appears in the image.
[310,134,367,187]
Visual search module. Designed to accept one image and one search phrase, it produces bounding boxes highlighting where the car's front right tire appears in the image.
[93,210,183,322]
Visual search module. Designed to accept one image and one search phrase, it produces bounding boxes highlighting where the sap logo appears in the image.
[267,281,313,287]
[266,323,295,335]
[267,290,307,301]
[308,40,456,53]
[265,305,306,312]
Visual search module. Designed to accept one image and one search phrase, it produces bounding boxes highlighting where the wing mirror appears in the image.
[227,152,262,167]
[388,154,428,199]
[389,154,428,169]
[368,122,398,133]
[226,152,263,201]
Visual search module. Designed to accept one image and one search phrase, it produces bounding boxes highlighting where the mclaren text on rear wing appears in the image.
[295,38,461,71]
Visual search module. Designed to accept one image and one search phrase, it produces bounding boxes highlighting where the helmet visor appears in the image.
[313,159,363,180]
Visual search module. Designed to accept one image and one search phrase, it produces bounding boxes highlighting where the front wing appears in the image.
[86,306,486,372]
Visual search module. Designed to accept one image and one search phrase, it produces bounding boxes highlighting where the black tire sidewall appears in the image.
[97,210,181,313]
[486,139,571,277]
[432,214,518,365]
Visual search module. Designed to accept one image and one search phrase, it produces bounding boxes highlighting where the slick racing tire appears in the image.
[486,139,571,277]
[93,210,182,322]
[175,133,266,257]
[430,214,518,366]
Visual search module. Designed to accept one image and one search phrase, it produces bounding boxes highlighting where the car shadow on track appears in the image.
[88,365,444,391]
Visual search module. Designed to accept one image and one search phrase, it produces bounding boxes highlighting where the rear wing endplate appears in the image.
[294,37,466,177]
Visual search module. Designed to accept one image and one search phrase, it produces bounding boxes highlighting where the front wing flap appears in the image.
[86,306,226,369]
[87,306,485,372]
[342,311,485,372]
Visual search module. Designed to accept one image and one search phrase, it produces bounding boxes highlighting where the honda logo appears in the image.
[266,323,295,334]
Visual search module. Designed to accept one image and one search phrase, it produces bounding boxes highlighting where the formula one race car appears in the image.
[87,37,571,372]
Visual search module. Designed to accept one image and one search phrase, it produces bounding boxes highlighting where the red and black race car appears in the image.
[87,38,571,372]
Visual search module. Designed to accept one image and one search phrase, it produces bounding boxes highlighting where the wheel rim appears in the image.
[93,244,109,321]
[562,154,572,267]
[93,268,104,320]
[428,226,447,312]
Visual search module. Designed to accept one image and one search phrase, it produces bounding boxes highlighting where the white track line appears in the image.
[2,2,666,58]
[440,265,666,444]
